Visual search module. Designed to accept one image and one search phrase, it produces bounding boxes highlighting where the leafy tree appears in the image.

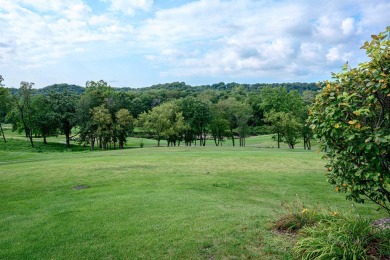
[31,95,58,144]
[217,97,252,146]
[138,102,186,146]
[179,97,212,146]
[280,113,302,149]
[76,80,114,149]
[209,114,229,146]
[310,27,390,213]
[49,92,78,147]
[76,93,97,150]
[265,112,302,149]
[92,105,113,150]
[235,102,252,147]
[12,82,35,147]
[116,108,134,149]
[260,87,306,148]
[264,112,284,148]
[0,76,11,143]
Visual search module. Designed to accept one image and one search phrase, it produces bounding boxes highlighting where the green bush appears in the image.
[310,27,390,213]
[293,214,390,259]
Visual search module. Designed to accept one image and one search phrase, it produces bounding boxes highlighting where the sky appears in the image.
[0,0,389,89]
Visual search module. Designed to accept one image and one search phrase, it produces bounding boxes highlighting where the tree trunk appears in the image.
[28,129,34,147]
[277,132,280,149]
[231,134,235,147]
[42,127,47,144]
[0,124,6,143]
[90,137,95,151]
[43,131,47,144]
[65,132,71,148]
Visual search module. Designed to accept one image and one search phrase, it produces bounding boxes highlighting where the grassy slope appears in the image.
[0,133,386,259]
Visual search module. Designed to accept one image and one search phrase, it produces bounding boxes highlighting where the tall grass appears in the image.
[293,213,390,259]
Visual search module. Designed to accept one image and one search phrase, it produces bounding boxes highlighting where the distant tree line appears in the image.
[0,77,318,149]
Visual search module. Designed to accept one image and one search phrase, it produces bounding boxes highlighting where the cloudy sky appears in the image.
[0,0,389,88]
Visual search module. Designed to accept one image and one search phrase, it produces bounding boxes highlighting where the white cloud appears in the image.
[0,0,134,68]
[341,18,355,36]
[135,0,389,80]
[326,46,352,63]
[1,0,389,87]
[103,0,153,15]
[299,43,322,61]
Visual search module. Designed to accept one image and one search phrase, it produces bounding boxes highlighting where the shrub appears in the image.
[293,213,390,259]
[310,27,390,213]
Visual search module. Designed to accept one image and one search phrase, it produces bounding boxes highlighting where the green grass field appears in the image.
[0,130,387,259]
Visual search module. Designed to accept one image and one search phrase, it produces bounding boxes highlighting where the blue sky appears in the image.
[0,0,389,88]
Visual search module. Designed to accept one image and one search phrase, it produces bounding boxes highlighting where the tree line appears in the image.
[0,76,317,149]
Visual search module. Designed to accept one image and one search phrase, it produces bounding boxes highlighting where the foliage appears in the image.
[260,87,307,149]
[310,27,390,213]
[39,83,85,95]
[293,213,390,259]
[0,76,11,142]
[49,92,79,147]
[216,97,252,146]
[92,105,113,150]
[265,112,302,149]
[116,108,134,149]
[178,97,212,146]
[11,82,35,147]
[138,102,187,146]
[209,115,229,146]
[3,76,317,149]
[30,95,58,144]
[273,198,321,233]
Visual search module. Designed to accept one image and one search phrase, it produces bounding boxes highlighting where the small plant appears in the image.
[139,139,144,148]
[273,197,321,233]
[293,213,390,259]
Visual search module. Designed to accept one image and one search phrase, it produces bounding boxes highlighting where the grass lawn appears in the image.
[0,135,387,259]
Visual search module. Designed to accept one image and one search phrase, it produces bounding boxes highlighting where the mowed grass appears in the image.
[0,140,386,259]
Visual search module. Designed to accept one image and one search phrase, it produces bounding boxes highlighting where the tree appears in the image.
[310,27,390,213]
[31,95,58,144]
[49,92,78,147]
[235,102,252,147]
[179,97,212,146]
[76,93,96,150]
[138,102,186,146]
[264,112,284,148]
[12,82,35,147]
[260,87,306,148]
[116,109,134,149]
[209,114,229,146]
[217,97,252,146]
[265,112,302,149]
[280,113,302,149]
[92,105,113,150]
[0,76,10,143]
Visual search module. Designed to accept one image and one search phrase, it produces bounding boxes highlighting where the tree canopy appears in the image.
[1,74,315,149]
